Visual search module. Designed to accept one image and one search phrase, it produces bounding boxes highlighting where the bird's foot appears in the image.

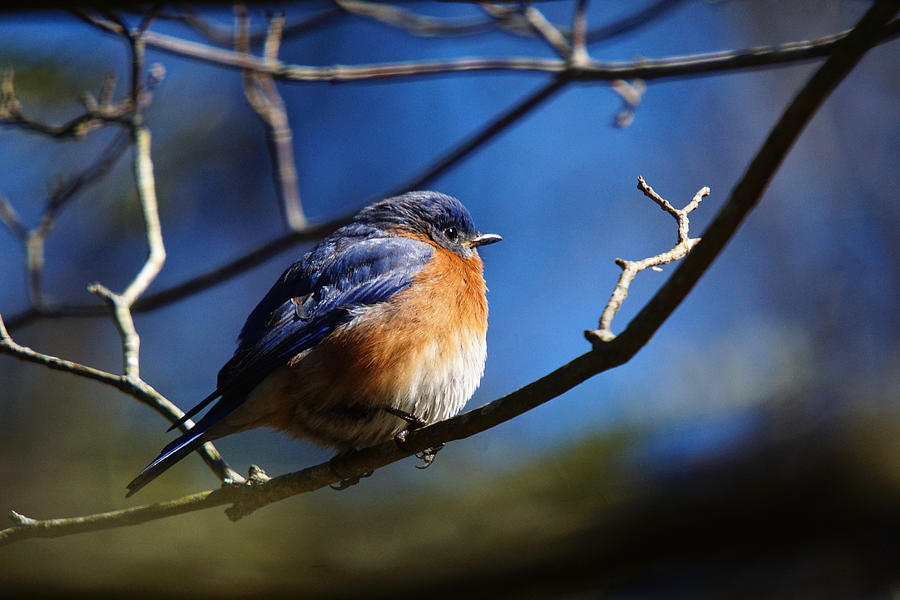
[415,443,445,469]
[391,419,444,468]
[330,470,373,490]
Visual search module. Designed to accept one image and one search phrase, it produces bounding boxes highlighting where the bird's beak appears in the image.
[469,233,502,247]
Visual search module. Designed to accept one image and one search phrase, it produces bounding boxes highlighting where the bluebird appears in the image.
[126,191,501,496]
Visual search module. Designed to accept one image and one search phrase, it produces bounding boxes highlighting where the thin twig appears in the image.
[586,177,710,343]
[570,0,590,66]
[522,5,571,57]
[5,76,568,332]
[0,68,131,139]
[3,220,342,332]
[236,5,306,230]
[27,132,130,307]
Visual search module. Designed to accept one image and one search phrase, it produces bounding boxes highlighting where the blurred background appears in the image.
[1,1,898,598]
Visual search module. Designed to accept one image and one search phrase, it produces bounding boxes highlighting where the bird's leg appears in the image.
[329,450,373,491]
[383,406,426,429]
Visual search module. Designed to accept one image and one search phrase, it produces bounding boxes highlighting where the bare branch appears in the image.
[6,73,568,333]
[570,0,590,66]
[0,68,131,139]
[236,5,307,230]
[586,177,710,343]
[1,491,226,545]
[69,11,900,83]
[521,5,571,57]
[27,132,130,307]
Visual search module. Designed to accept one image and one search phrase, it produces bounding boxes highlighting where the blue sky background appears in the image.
[0,1,898,594]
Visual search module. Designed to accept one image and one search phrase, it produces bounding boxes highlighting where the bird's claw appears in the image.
[329,453,373,490]
[415,443,445,469]
[330,470,373,490]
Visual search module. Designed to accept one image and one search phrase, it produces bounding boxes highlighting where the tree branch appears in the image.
[236,5,307,230]
[71,12,900,83]
[0,68,131,138]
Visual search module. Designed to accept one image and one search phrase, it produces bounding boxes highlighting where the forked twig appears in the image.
[586,176,710,343]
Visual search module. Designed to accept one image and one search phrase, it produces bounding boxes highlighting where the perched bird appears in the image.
[126,191,501,496]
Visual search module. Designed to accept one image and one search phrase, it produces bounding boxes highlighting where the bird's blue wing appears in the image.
[220,235,434,394]
[126,235,432,496]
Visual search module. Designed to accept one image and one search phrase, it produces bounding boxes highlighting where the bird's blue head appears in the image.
[358,191,502,257]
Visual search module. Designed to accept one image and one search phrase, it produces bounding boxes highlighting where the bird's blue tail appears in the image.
[125,427,209,497]
[126,393,240,497]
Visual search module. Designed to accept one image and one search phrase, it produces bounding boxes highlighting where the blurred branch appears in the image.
[586,177,709,343]
[521,5,571,57]
[68,10,900,83]
[2,0,894,544]
[27,133,130,308]
[236,5,307,230]
[157,5,342,47]
[0,69,131,138]
[570,0,590,66]
[609,79,645,128]
[334,0,502,37]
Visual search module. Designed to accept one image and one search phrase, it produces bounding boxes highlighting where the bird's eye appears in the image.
[444,226,459,242]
